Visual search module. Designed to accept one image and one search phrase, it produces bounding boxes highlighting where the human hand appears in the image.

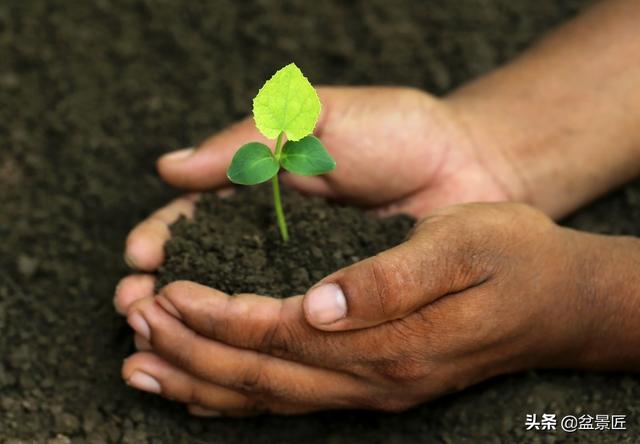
[121,86,520,274]
[117,203,610,416]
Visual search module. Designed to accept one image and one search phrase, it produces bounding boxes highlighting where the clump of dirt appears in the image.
[157,186,414,296]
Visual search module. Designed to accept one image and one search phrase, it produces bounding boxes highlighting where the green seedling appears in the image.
[226,63,336,242]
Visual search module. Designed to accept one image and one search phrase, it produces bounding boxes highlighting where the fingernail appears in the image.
[134,334,152,351]
[124,253,137,269]
[189,405,221,417]
[127,371,161,394]
[161,147,194,162]
[305,283,347,325]
[128,312,151,341]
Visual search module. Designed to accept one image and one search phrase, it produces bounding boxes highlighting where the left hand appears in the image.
[117,203,605,416]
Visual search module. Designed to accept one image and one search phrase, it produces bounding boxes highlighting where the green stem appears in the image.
[272,132,289,242]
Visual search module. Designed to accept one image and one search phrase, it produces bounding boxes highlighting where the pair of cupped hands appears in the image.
[114,87,598,416]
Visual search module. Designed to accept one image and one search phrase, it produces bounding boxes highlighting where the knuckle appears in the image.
[209,293,235,339]
[232,356,271,395]
[509,203,555,233]
[255,300,286,350]
[186,381,203,405]
[250,298,310,359]
[415,205,523,283]
[256,316,278,351]
[159,280,192,300]
[365,257,404,318]
[371,356,431,384]
[257,318,296,357]
[235,297,301,358]
[155,326,198,369]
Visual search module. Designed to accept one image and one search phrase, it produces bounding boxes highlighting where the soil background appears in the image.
[3,0,640,443]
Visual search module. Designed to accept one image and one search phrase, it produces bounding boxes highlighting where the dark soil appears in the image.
[157,186,413,296]
[4,0,640,443]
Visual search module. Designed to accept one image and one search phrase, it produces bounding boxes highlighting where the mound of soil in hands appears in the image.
[7,0,640,443]
[157,186,414,296]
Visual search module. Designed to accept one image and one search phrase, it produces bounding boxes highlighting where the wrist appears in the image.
[568,232,640,370]
[512,228,640,371]
[444,0,640,219]
[443,93,533,209]
[445,77,596,220]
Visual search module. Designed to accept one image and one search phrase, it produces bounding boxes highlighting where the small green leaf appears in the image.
[280,136,336,176]
[253,63,321,142]
[227,142,279,185]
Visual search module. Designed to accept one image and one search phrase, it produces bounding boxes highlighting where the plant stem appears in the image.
[272,132,289,241]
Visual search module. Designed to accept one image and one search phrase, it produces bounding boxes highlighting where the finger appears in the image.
[157,118,268,190]
[114,274,156,315]
[123,352,249,411]
[279,172,336,198]
[122,352,322,416]
[156,87,342,191]
[134,333,152,351]
[126,296,367,408]
[303,209,495,331]
[125,195,197,271]
[155,281,375,368]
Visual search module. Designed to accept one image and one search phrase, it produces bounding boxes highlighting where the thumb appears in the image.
[157,117,268,190]
[157,87,342,191]
[302,216,491,331]
[157,87,344,191]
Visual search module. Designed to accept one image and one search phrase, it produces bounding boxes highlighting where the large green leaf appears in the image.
[252,63,321,141]
[280,136,336,176]
[227,142,279,185]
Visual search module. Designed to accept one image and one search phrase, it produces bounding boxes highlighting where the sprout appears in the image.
[227,63,336,241]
